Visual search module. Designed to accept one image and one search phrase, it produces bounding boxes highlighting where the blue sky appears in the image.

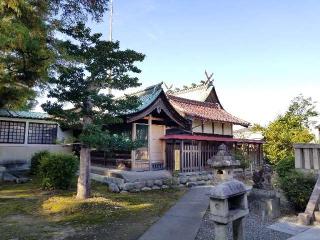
[78,1,320,126]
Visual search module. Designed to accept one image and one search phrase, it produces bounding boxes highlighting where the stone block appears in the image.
[264,197,281,219]
[186,182,198,188]
[189,177,197,182]
[179,177,188,184]
[197,180,206,186]
[146,180,154,188]
[15,177,29,184]
[122,182,135,191]
[108,183,120,193]
[206,180,212,185]
[207,174,213,180]
[314,211,320,223]
[162,185,169,189]
[152,185,161,190]
[154,179,163,186]
[134,181,145,190]
[104,176,125,186]
[298,213,312,225]
[129,188,140,193]
[141,187,152,191]
[120,190,128,194]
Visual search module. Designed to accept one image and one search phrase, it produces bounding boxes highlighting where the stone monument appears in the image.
[207,144,240,182]
[209,180,249,240]
[250,164,280,219]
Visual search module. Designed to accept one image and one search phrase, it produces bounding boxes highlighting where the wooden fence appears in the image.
[166,141,216,172]
[294,144,320,171]
[91,150,132,169]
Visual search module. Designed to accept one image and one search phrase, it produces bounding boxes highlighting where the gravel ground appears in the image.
[195,199,293,240]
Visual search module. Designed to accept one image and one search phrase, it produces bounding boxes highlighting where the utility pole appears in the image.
[108,0,113,94]
[109,0,113,42]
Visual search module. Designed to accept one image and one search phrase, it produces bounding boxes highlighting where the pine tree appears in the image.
[42,23,145,199]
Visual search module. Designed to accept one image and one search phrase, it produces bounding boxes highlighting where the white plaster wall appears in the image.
[203,121,213,134]
[192,119,203,133]
[0,145,72,165]
[224,123,233,136]
[214,122,223,135]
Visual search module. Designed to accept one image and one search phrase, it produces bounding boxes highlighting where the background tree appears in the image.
[42,23,145,199]
[0,0,109,110]
[254,95,318,164]
[0,0,50,109]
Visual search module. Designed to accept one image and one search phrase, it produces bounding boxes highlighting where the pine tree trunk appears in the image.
[76,146,91,199]
[76,105,93,199]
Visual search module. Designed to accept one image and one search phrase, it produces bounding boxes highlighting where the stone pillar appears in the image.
[214,223,228,240]
[294,147,302,169]
[233,217,245,240]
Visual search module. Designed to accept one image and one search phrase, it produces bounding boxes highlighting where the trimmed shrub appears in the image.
[276,156,295,178]
[278,170,315,211]
[38,153,79,190]
[30,150,50,175]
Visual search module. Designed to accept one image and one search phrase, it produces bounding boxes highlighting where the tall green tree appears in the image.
[0,0,50,109]
[254,95,318,164]
[0,0,109,109]
[42,23,145,199]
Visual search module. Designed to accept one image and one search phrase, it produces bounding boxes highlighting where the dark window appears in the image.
[0,121,26,144]
[28,123,58,144]
[136,124,148,147]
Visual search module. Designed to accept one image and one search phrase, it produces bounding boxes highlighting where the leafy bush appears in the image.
[278,170,315,211]
[38,153,79,190]
[235,149,250,170]
[30,150,50,175]
[276,156,295,178]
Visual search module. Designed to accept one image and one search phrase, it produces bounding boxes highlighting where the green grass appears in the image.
[0,179,186,240]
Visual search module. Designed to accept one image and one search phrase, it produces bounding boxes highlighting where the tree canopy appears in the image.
[0,0,110,109]
[254,95,318,164]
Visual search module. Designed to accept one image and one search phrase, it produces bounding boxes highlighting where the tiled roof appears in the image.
[165,81,214,103]
[0,109,51,120]
[167,95,250,127]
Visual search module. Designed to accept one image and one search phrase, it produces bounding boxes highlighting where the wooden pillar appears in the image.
[131,123,136,170]
[198,141,202,171]
[181,140,184,172]
[148,115,152,171]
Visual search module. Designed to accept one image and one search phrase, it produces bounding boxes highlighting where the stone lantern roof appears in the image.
[209,180,247,199]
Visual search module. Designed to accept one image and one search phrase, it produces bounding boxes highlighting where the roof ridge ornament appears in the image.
[204,70,214,86]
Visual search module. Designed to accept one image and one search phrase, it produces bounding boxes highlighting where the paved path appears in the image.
[288,227,320,239]
[139,186,212,240]
[269,220,320,240]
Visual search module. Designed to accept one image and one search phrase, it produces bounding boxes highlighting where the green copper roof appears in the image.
[125,82,164,114]
[0,109,51,120]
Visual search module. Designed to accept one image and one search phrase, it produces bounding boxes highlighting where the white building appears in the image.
[0,109,72,166]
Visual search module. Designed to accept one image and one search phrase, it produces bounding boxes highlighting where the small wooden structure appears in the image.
[91,77,264,172]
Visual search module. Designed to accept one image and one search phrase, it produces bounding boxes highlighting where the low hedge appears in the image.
[278,170,315,211]
[37,152,79,190]
[30,150,50,175]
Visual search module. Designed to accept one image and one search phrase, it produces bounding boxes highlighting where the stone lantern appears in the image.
[209,180,249,240]
[207,144,240,182]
